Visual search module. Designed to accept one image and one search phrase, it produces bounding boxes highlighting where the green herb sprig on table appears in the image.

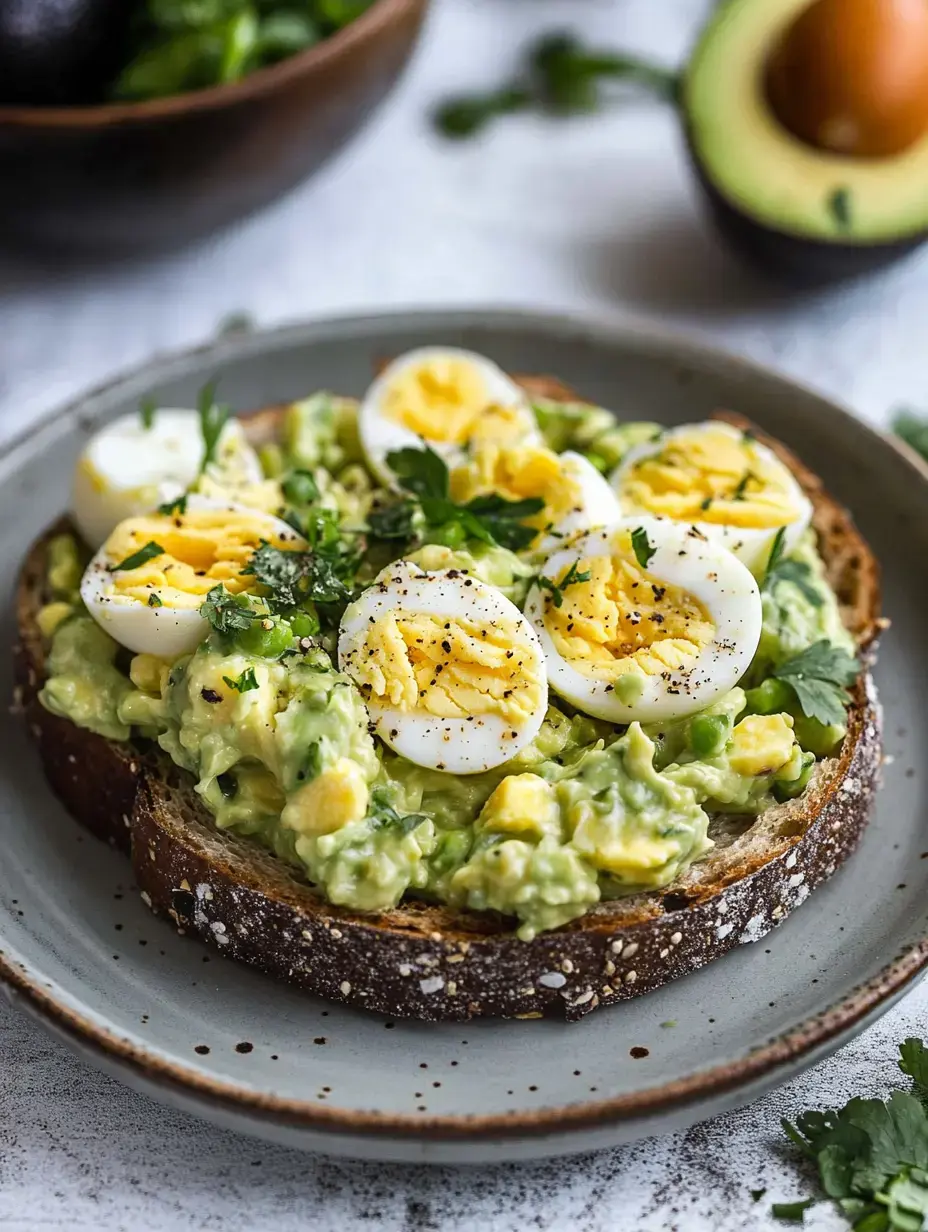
[435,32,678,140]
[384,445,545,552]
[774,1038,928,1228]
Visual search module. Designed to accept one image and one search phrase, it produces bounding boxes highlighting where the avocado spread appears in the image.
[39,393,853,941]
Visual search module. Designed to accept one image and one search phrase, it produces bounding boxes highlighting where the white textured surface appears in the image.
[2,0,928,1227]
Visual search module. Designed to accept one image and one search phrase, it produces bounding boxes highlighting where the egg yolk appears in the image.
[620,426,799,529]
[542,541,715,683]
[341,611,544,726]
[103,507,300,609]
[382,358,529,448]
[450,445,580,543]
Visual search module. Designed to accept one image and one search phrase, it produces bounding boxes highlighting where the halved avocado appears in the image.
[683,0,928,283]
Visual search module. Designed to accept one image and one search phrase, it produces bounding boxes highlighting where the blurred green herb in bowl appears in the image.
[114,0,376,101]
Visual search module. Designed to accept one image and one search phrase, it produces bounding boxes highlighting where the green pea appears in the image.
[689,713,730,759]
[290,608,321,639]
[774,751,815,802]
[744,677,794,716]
[236,617,292,659]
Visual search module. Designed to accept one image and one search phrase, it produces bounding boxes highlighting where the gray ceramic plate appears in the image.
[1,309,926,1164]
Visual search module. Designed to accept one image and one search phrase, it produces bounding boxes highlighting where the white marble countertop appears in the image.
[3,0,928,1227]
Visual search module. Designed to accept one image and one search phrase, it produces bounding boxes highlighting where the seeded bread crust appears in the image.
[13,384,883,1021]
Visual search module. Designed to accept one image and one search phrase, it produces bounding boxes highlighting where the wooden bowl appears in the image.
[0,0,429,255]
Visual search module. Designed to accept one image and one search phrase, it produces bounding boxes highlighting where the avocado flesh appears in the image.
[685,0,928,245]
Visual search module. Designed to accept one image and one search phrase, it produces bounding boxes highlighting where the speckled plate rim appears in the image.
[2,305,928,1146]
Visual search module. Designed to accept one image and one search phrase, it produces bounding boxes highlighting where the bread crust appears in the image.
[13,388,884,1021]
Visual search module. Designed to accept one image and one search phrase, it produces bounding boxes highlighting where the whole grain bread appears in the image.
[13,384,883,1021]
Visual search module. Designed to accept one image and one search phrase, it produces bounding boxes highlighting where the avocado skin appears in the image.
[0,0,133,106]
[684,127,926,287]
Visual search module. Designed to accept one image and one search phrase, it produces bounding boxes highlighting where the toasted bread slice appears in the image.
[13,385,883,1021]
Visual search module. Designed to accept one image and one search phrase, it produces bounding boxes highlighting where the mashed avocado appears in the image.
[39,393,857,940]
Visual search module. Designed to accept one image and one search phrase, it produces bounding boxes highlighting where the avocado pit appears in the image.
[765,0,928,159]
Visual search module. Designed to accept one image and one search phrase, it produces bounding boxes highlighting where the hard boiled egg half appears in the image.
[449,443,622,556]
[338,562,548,774]
[524,518,762,724]
[80,496,302,657]
[72,408,264,549]
[610,421,812,571]
[358,347,541,484]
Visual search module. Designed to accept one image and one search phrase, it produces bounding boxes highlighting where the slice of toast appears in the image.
[13,384,884,1021]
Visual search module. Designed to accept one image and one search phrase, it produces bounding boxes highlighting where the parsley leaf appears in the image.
[385,445,545,550]
[282,468,320,507]
[767,559,824,609]
[631,526,656,570]
[367,788,428,835]
[244,540,353,609]
[773,640,860,728]
[537,559,591,608]
[140,397,157,430]
[200,585,262,635]
[732,471,754,501]
[110,541,164,572]
[197,380,230,475]
[367,498,418,541]
[148,593,163,608]
[386,445,449,501]
[771,1198,816,1222]
[900,1039,928,1106]
[223,667,259,693]
[157,493,188,517]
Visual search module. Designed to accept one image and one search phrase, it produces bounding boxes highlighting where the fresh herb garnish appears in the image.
[434,31,678,139]
[223,667,259,693]
[771,1199,815,1223]
[773,640,860,728]
[148,593,163,607]
[893,410,928,462]
[111,541,164,572]
[301,744,322,783]
[200,584,262,635]
[750,1188,767,1203]
[778,1037,928,1229]
[244,540,353,609]
[385,445,544,551]
[367,788,428,835]
[828,187,853,231]
[732,471,754,501]
[197,380,230,476]
[537,560,592,608]
[282,468,320,507]
[761,528,823,608]
[631,526,656,570]
[140,397,157,430]
[367,498,418,542]
[157,493,188,516]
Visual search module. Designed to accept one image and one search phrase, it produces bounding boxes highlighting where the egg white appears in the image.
[80,496,302,658]
[72,408,263,549]
[533,450,623,555]
[524,518,763,724]
[358,347,540,485]
[610,421,813,571]
[338,562,548,774]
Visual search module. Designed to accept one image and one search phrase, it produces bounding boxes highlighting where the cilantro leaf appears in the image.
[900,1040,928,1106]
[464,493,546,551]
[282,468,320,507]
[367,788,428,835]
[631,526,656,570]
[386,445,449,500]
[223,667,259,693]
[200,585,262,635]
[197,380,230,475]
[244,541,353,609]
[367,498,418,541]
[110,541,164,572]
[537,559,592,608]
[157,493,188,516]
[773,640,860,728]
[140,397,156,430]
